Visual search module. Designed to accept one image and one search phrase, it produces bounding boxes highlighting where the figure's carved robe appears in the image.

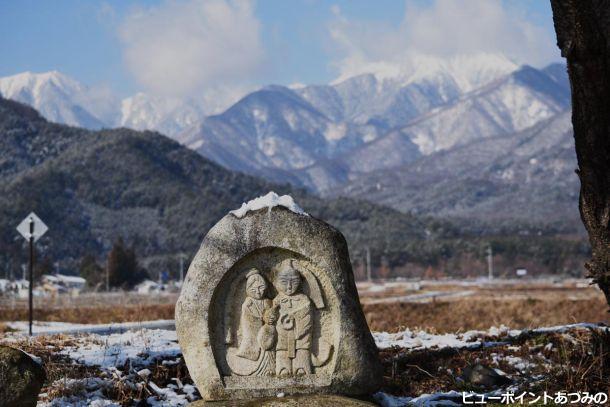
[274,293,312,357]
[236,297,272,360]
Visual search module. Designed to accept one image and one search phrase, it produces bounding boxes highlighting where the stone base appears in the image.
[190,394,378,406]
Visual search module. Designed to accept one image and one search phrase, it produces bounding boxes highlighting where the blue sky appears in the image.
[0,0,560,100]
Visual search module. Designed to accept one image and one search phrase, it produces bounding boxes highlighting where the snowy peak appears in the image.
[332,52,519,93]
[120,93,203,136]
[0,71,105,129]
[0,70,85,100]
[296,53,520,130]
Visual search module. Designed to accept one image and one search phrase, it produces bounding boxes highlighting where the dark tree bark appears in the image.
[551,0,610,308]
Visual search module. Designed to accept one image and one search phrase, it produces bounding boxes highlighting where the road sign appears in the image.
[16,212,48,242]
[15,211,48,336]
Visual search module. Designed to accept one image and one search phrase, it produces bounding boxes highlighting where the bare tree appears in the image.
[551,0,610,307]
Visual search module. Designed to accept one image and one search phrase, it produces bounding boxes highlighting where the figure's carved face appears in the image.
[277,269,301,296]
[246,275,266,299]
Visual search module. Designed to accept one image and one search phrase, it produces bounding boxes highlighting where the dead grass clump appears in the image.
[101,356,198,405]
[540,329,610,394]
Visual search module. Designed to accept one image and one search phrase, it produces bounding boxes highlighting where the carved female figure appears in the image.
[273,261,313,376]
[232,268,276,376]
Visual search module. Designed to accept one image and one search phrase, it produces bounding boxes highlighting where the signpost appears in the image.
[16,212,48,336]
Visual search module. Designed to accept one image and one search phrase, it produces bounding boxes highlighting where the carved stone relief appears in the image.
[212,249,337,382]
[175,205,382,401]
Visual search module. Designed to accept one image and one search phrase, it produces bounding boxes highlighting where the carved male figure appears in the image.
[273,261,313,376]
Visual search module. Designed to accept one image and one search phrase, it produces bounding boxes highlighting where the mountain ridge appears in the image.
[0,57,575,230]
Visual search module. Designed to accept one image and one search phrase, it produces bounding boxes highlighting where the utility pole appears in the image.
[179,254,185,285]
[366,247,372,282]
[487,245,493,281]
[106,263,110,292]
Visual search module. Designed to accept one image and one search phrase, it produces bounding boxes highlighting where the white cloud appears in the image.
[328,0,559,80]
[118,0,264,101]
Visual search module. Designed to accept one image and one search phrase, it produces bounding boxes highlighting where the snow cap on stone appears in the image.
[229,191,308,218]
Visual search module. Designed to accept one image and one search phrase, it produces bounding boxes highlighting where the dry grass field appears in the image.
[1,279,607,334]
[363,297,609,333]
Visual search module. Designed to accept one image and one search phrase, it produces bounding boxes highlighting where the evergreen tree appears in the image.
[106,238,148,289]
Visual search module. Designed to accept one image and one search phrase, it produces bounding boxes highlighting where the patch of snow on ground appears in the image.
[373,328,484,350]
[61,329,179,369]
[230,191,308,218]
[7,320,175,337]
[373,322,610,351]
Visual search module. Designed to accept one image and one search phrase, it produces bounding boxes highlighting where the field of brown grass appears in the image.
[0,303,175,325]
[1,283,608,334]
[363,297,609,333]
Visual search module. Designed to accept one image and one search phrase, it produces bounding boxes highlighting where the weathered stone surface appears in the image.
[0,345,46,407]
[189,394,378,406]
[176,204,382,401]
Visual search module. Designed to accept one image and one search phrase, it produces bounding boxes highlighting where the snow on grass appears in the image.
[61,328,179,369]
[372,323,609,350]
[229,191,308,218]
[374,328,485,350]
[7,320,175,337]
[18,328,194,406]
[7,321,92,334]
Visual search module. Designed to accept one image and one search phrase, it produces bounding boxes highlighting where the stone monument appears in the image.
[175,192,382,401]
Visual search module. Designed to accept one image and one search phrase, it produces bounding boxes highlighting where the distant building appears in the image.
[0,279,10,293]
[516,268,528,277]
[41,274,87,295]
[136,279,164,294]
[13,279,30,299]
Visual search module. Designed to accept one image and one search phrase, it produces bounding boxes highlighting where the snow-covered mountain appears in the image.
[177,53,532,184]
[174,59,569,194]
[0,72,206,136]
[335,110,579,226]
[298,53,518,128]
[120,93,204,137]
[395,65,570,155]
[0,55,572,221]
[176,85,383,177]
[0,71,107,129]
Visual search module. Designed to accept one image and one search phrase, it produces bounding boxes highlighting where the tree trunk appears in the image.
[550,0,610,308]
